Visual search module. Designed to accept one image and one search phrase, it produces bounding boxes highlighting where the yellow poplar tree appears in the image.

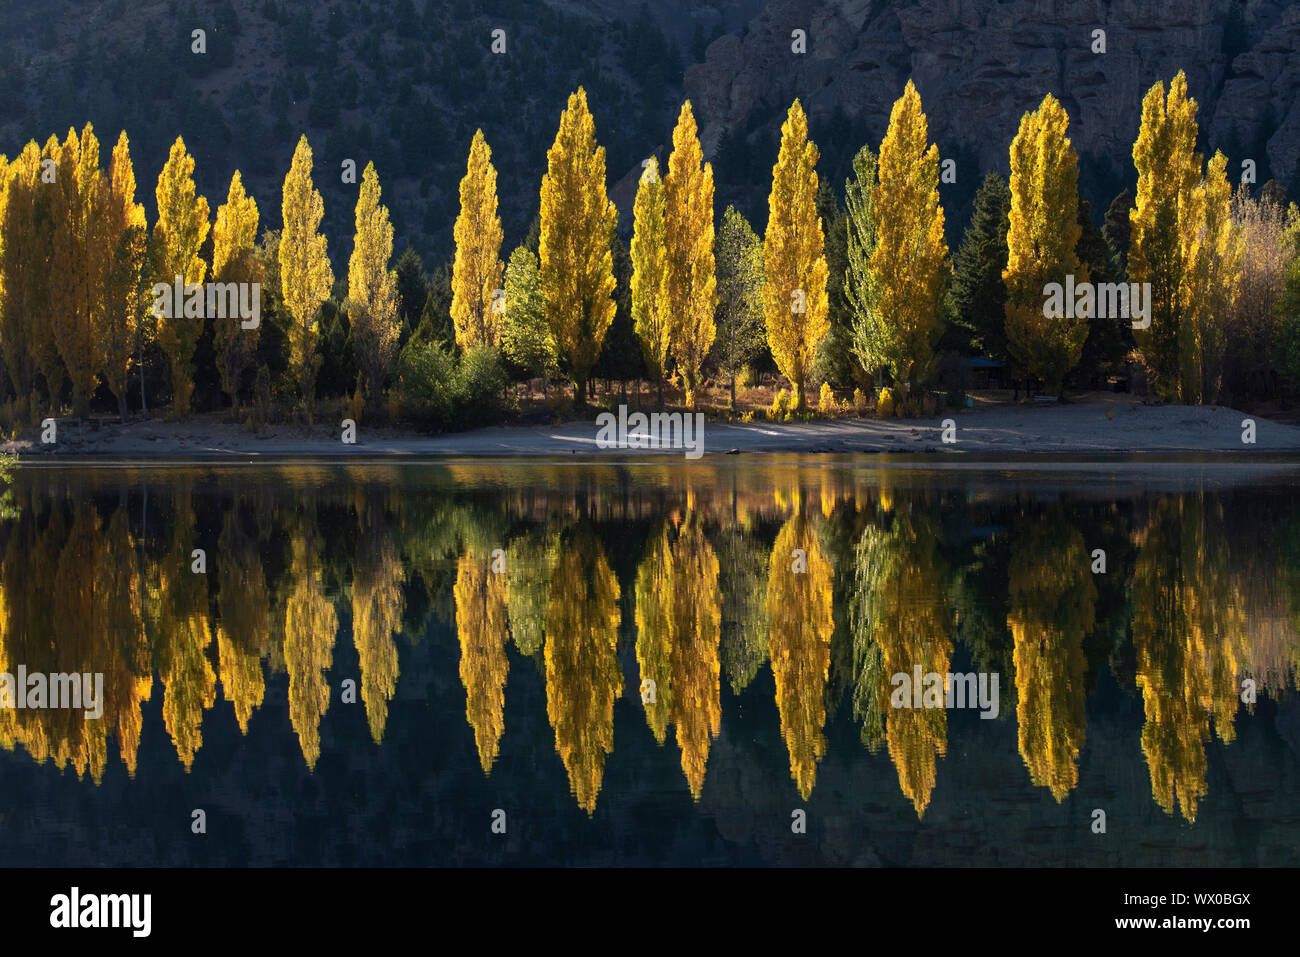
[539,87,618,405]
[1003,93,1088,397]
[451,130,504,349]
[764,99,828,410]
[864,81,949,397]
[50,124,105,415]
[29,135,66,401]
[348,161,400,409]
[1180,151,1240,403]
[631,157,669,406]
[454,547,509,772]
[283,531,338,769]
[766,514,834,799]
[97,131,148,422]
[1006,511,1095,801]
[152,136,209,417]
[634,518,722,799]
[352,506,403,745]
[1129,71,1201,400]
[0,142,50,410]
[661,101,716,407]
[543,526,622,814]
[211,170,260,414]
[0,151,12,396]
[279,134,334,424]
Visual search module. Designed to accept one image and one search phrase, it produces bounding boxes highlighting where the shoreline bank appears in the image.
[5,401,1300,459]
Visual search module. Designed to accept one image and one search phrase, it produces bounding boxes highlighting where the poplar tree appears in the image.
[1129,71,1201,400]
[0,152,8,396]
[844,145,881,379]
[500,245,556,392]
[631,157,669,406]
[661,101,716,407]
[451,130,504,349]
[348,161,400,409]
[50,124,104,415]
[97,131,148,421]
[1181,151,1240,403]
[31,135,67,401]
[1003,93,1088,397]
[763,99,829,411]
[0,142,48,408]
[152,136,210,417]
[211,170,260,413]
[861,82,949,398]
[0,149,21,397]
[539,88,618,406]
[714,205,765,408]
[279,134,334,424]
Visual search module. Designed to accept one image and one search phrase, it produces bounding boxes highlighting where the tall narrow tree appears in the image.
[500,245,556,393]
[764,99,829,411]
[844,145,881,380]
[348,161,400,410]
[0,143,47,408]
[97,131,148,422]
[661,101,716,407]
[860,82,949,397]
[50,124,105,415]
[713,205,765,408]
[1181,151,1240,403]
[1129,71,1202,400]
[279,134,334,424]
[949,172,1011,361]
[210,171,260,414]
[1003,93,1088,397]
[539,87,619,406]
[631,157,669,406]
[451,130,504,350]
[151,136,210,417]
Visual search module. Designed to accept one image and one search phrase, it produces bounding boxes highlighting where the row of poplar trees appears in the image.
[0,127,398,424]
[0,71,1272,425]
[847,71,1266,404]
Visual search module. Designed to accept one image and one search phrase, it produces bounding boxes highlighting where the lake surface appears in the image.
[1,458,1298,866]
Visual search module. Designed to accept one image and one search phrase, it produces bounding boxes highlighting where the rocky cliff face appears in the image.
[686,0,1300,193]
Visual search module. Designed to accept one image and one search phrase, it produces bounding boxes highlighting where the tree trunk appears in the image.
[139,343,147,417]
[657,376,664,410]
[118,393,129,424]
[729,375,736,410]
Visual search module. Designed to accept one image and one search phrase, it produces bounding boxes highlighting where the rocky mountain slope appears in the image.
[1,0,1294,269]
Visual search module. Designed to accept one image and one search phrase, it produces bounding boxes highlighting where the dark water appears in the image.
[1,458,1298,866]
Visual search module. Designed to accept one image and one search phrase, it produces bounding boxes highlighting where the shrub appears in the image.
[771,388,790,417]
[818,381,836,415]
[877,387,896,419]
[737,363,757,389]
[346,384,366,424]
[452,346,508,427]
[853,387,867,415]
[394,338,456,425]
[922,392,938,417]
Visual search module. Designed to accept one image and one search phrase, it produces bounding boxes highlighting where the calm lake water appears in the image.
[1,458,1298,866]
